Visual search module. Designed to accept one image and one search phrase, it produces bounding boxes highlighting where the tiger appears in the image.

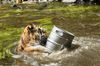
[17,23,51,54]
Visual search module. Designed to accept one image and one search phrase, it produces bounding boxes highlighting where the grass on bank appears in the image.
[0,2,100,59]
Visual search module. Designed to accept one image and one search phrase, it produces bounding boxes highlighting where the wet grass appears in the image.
[0,3,100,60]
[0,4,53,60]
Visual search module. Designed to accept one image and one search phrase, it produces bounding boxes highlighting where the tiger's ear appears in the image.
[23,25,30,33]
[41,28,47,33]
[27,25,33,30]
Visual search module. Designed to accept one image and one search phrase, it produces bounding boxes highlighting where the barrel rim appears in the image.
[54,25,75,36]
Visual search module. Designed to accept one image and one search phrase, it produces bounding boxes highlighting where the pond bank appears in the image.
[0,3,100,65]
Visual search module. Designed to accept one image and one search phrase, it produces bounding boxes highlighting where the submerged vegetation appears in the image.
[0,2,100,60]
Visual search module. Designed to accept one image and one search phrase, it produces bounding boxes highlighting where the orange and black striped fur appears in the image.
[17,23,50,54]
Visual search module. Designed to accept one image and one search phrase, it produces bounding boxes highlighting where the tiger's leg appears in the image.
[24,45,52,54]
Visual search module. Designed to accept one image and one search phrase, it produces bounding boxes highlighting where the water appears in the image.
[0,5,100,66]
[1,36,100,66]
[10,36,99,66]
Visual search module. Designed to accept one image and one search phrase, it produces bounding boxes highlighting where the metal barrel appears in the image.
[46,26,75,52]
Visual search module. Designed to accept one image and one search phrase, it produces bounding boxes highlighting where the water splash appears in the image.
[13,37,100,66]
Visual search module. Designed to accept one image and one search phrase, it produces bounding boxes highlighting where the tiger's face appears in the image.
[27,23,47,46]
[17,23,48,52]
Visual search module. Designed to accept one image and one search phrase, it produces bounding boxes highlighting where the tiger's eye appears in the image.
[31,27,33,29]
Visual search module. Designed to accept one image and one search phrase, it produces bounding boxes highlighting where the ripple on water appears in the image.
[12,37,100,66]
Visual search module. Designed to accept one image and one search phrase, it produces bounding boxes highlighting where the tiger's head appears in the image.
[17,23,47,51]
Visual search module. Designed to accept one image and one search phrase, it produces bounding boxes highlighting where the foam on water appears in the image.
[13,37,100,66]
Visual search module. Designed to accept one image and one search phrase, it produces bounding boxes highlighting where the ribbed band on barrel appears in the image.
[47,38,62,46]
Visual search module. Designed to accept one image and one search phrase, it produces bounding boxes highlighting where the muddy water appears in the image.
[0,6,100,66]
[10,12,100,66]
[11,37,100,66]
[49,12,100,66]
[53,12,100,37]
